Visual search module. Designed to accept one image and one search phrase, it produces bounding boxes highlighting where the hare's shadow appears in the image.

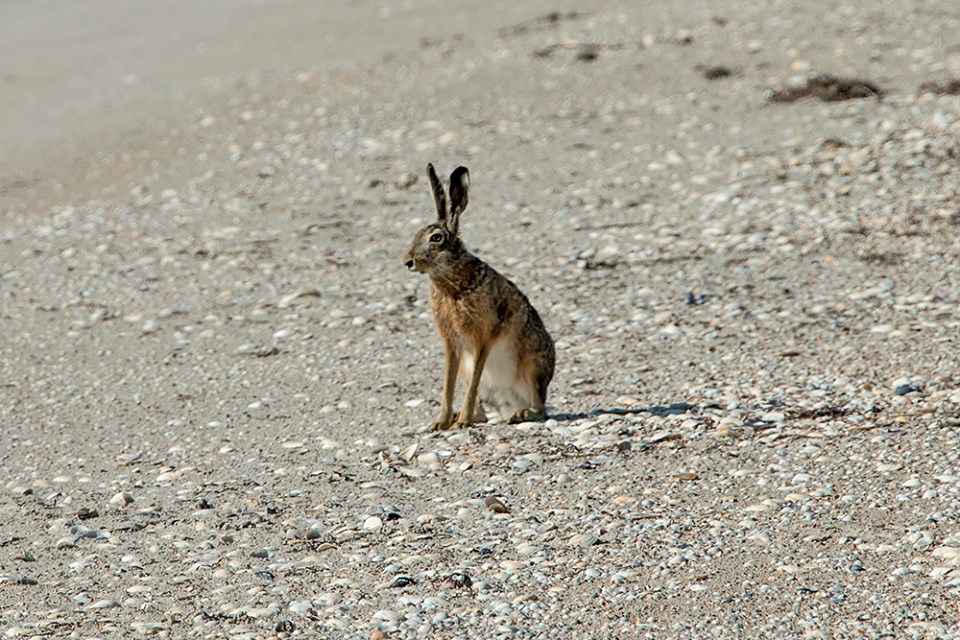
[550,402,702,422]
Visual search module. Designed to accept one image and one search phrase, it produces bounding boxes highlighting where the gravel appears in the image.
[2,0,960,638]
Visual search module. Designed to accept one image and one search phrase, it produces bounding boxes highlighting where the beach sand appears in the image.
[2,1,960,637]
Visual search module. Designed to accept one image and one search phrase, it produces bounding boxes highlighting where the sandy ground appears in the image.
[0,0,560,213]
[3,0,960,638]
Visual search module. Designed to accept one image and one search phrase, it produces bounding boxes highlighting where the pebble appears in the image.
[894,384,919,396]
[568,533,599,548]
[288,601,312,614]
[245,604,281,618]
[849,280,894,301]
[110,491,134,506]
[485,496,511,514]
[387,576,416,589]
[417,452,442,470]
[444,572,472,589]
[55,537,77,550]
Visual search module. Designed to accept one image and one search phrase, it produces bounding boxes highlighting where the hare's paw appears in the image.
[470,402,488,423]
[451,404,488,429]
[508,407,546,424]
[447,411,470,430]
[427,415,455,432]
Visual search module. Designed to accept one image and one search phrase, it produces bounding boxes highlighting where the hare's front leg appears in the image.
[428,343,460,432]
[454,344,490,429]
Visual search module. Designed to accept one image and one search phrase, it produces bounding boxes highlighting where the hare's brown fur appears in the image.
[404,164,555,431]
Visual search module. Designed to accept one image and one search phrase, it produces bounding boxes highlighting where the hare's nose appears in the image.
[404,259,415,271]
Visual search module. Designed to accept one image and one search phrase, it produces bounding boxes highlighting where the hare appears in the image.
[403,163,555,431]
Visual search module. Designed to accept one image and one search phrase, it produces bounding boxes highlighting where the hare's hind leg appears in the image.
[507,404,546,424]
[507,359,550,423]
[507,387,547,423]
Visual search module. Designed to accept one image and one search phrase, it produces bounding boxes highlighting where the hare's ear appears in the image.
[427,163,447,222]
[447,166,469,235]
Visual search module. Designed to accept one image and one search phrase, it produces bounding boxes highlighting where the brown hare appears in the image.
[403,163,555,431]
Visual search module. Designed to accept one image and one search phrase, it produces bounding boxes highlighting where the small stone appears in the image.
[155,470,178,482]
[395,172,418,189]
[110,492,134,506]
[648,431,682,445]
[246,604,281,618]
[849,280,894,301]
[702,65,733,80]
[512,457,535,472]
[401,442,419,462]
[577,248,596,260]
[289,601,312,614]
[443,572,472,588]
[576,43,601,61]
[438,131,459,145]
[130,621,166,635]
[684,291,705,305]
[485,496,511,514]
[13,550,36,562]
[417,452,442,470]
[568,533,599,548]
[377,505,401,521]
[388,576,416,589]
[595,245,620,262]
[116,452,141,466]
[363,516,383,531]
[278,288,320,308]
[55,537,78,549]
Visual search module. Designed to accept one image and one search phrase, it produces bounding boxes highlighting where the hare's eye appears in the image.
[429,232,443,243]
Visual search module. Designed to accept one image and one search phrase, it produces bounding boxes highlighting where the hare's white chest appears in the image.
[460,339,532,420]
[461,338,516,388]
